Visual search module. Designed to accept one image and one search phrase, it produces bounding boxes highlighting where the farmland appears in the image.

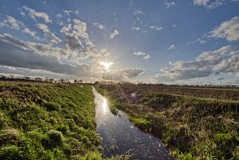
[97,83,239,159]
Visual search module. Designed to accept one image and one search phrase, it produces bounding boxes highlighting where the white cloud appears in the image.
[63,10,80,16]
[0,22,5,27]
[102,68,144,81]
[100,48,110,57]
[143,54,151,60]
[133,51,151,60]
[37,23,61,43]
[153,45,239,82]
[131,26,140,31]
[64,10,72,16]
[200,40,206,44]
[193,0,237,9]
[109,29,119,39]
[2,15,37,38]
[168,44,176,50]
[0,33,101,78]
[193,0,210,6]
[210,17,239,41]
[56,13,63,19]
[22,28,36,37]
[165,0,176,9]
[93,23,105,30]
[133,51,146,56]
[133,9,145,16]
[23,6,51,23]
[5,16,20,30]
[73,19,88,39]
[60,24,72,36]
[58,19,99,61]
[150,25,162,31]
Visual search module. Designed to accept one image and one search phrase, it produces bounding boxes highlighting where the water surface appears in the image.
[93,88,172,160]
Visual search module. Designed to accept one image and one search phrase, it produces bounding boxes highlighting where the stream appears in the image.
[93,88,172,160]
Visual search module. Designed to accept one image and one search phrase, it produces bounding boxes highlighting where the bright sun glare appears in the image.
[100,61,113,72]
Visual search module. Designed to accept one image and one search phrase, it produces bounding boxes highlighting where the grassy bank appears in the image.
[0,81,103,159]
[97,84,239,160]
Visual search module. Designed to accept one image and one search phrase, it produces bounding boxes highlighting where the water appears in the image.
[93,88,172,160]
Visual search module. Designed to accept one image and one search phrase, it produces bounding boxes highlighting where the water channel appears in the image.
[93,88,172,160]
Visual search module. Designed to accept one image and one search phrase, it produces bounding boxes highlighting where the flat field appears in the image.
[97,83,239,160]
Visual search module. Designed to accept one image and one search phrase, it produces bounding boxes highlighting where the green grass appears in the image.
[0,81,103,159]
[97,84,239,160]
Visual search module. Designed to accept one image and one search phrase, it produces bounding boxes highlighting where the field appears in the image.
[0,81,104,159]
[97,83,239,160]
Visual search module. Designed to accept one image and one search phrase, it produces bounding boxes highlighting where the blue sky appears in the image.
[0,0,239,85]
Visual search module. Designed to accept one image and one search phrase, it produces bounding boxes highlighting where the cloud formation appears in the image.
[150,25,162,31]
[131,26,140,31]
[210,17,239,41]
[5,16,21,30]
[133,51,151,60]
[153,45,239,82]
[143,54,151,60]
[109,29,119,39]
[102,68,144,81]
[168,44,176,50]
[22,6,51,23]
[165,0,176,9]
[37,23,61,43]
[133,9,145,16]
[193,0,237,9]
[1,15,37,39]
[0,33,94,77]
[93,23,105,30]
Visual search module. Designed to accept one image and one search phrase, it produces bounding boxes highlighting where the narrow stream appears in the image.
[93,88,172,160]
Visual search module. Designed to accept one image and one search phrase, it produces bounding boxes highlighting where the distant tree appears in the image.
[25,77,31,81]
[94,81,100,85]
[0,75,6,80]
[9,75,14,79]
[35,77,43,82]
[49,78,54,83]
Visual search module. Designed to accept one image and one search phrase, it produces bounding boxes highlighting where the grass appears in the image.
[97,83,239,160]
[0,81,101,159]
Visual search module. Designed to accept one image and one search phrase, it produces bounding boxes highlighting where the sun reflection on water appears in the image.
[102,98,108,113]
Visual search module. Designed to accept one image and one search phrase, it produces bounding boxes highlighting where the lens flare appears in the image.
[100,61,113,72]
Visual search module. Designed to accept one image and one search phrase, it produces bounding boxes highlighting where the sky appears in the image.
[0,0,239,85]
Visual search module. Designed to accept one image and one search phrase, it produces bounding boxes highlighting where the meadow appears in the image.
[0,81,105,159]
[97,83,239,160]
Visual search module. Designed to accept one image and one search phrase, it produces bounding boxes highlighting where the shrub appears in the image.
[57,124,69,134]
[0,128,21,145]
[45,102,61,111]
[47,130,64,148]
[0,145,22,160]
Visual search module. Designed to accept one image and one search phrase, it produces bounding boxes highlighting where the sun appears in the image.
[100,61,113,72]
